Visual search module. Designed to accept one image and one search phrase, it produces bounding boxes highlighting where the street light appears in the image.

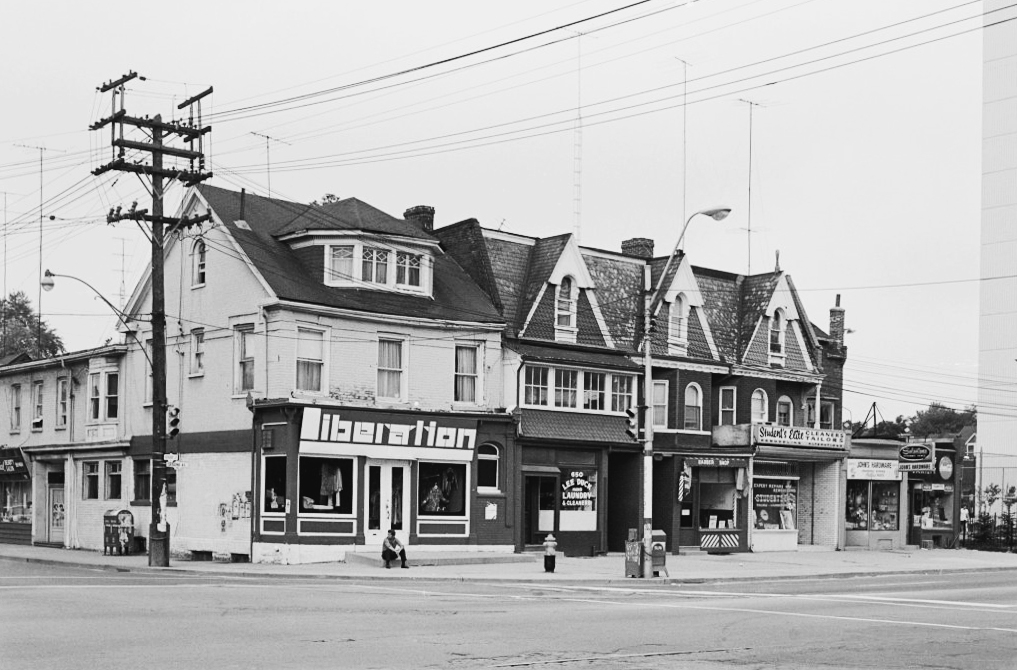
[640,207,730,578]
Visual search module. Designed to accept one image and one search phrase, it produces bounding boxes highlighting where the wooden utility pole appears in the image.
[91,72,212,567]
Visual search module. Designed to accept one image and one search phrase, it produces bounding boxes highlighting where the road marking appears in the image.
[822,594,1014,608]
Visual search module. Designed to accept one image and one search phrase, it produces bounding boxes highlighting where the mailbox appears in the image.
[103,509,135,556]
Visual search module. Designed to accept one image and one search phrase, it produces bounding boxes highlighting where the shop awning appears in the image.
[506,341,640,371]
[518,409,635,446]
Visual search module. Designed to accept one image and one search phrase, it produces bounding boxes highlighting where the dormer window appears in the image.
[362,247,388,284]
[769,309,787,366]
[668,293,689,355]
[396,252,421,287]
[191,240,206,287]
[554,277,578,343]
[323,241,433,296]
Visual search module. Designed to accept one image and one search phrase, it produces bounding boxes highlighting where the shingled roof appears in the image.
[195,185,503,324]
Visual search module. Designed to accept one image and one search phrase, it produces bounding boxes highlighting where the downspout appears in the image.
[813,383,822,429]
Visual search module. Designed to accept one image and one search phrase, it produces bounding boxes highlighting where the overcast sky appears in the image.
[0,0,983,424]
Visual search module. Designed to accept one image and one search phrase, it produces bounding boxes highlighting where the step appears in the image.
[345,551,539,568]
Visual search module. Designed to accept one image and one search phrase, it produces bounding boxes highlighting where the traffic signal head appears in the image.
[625,405,640,442]
[167,405,181,439]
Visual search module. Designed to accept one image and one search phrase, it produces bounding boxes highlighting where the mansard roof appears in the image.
[194,185,502,324]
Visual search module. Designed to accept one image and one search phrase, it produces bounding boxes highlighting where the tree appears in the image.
[0,291,64,359]
[908,402,976,438]
[310,193,341,207]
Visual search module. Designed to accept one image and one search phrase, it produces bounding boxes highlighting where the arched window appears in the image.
[669,294,688,342]
[477,444,500,491]
[556,277,576,329]
[769,309,785,355]
[191,239,207,286]
[777,395,794,426]
[751,389,768,424]
[683,383,702,430]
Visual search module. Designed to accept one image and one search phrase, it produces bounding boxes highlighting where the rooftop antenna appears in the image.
[571,31,585,242]
[250,131,291,199]
[738,99,763,275]
[675,56,692,228]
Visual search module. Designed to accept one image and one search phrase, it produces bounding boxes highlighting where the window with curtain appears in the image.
[330,245,354,281]
[192,239,206,286]
[719,387,736,426]
[396,252,421,287]
[296,328,324,392]
[770,310,785,354]
[751,389,768,424]
[454,345,478,403]
[684,383,702,430]
[31,381,43,430]
[524,366,549,406]
[362,247,388,284]
[237,326,255,392]
[378,339,403,399]
[556,277,575,328]
[583,372,605,410]
[190,329,205,375]
[777,397,793,426]
[652,380,668,427]
[611,375,633,412]
[56,378,69,428]
[670,295,687,342]
[554,369,578,408]
[88,373,101,420]
[10,384,21,431]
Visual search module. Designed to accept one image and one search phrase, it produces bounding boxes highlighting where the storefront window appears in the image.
[916,487,953,530]
[752,479,797,530]
[298,456,353,514]
[1,481,31,523]
[418,462,466,517]
[700,468,738,529]
[558,468,597,531]
[263,455,287,513]
[847,480,900,531]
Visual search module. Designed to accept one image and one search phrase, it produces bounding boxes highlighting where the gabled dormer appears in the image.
[519,235,613,347]
[743,272,813,371]
[656,256,720,361]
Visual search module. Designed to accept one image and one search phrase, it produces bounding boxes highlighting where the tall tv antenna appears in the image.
[738,99,764,275]
[250,131,291,199]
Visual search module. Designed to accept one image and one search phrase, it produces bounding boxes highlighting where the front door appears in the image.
[48,486,65,544]
[365,460,410,547]
[524,475,558,545]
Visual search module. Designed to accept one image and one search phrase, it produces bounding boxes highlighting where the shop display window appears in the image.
[263,455,287,513]
[753,479,797,530]
[418,462,466,517]
[559,468,597,531]
[915,488,953,530]
[1,481,31,523]
[700,468,739,529]
[298,456,353,515]
[846,480,900,531]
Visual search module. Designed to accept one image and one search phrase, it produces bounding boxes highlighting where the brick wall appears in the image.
[797,460,841,547]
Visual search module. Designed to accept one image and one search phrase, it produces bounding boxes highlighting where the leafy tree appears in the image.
[310,193,341,206]
[907,402,975,438]
[0,291,64,359]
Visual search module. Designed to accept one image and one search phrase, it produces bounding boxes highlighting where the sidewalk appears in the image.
[4,543,1017,584]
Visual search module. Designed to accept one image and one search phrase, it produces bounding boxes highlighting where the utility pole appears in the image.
[91,72,212,567]
[641,264,655,578]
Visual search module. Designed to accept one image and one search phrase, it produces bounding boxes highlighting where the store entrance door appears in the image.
[48,486,65,544]
[523,475,558,545]
[364,460,410,547]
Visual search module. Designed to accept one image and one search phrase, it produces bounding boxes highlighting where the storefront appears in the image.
[747,424,848,551]
[678,455,751,553]
[902,441,960,548]
[251,400,516,564]
[0,447,32,545]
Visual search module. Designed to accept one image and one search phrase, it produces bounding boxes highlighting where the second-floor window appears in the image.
[524,366,549,406]
[554,369,578,408]
[652,380,668,428]
[583,372,605,410]
[362,247,388,284]
[807,401,835,430]
[296,328,324,392]
[523,365,635,413]
[454,345,478,403]
[751,389,768,424]
[236,326,255,393]
[377,338,404,400]
[611,375,634,412]
[32,381,43,430]
[9,384,21,432]
[189,330,205,376]
[396,252,421,287]
[191,240,206,287]
[89,372,119,422]
[56,378,69,428]
[777,396,793,426]
[330,245,354,281]
[105,373,119,420]
[684,383,702,431]
[88,373,101,421]
[719,387,736,426]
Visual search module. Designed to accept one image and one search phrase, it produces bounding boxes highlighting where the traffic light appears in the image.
[167,405,181,439]
[625,405,641,442]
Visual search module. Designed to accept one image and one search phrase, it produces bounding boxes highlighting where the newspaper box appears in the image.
[103,509,135,555]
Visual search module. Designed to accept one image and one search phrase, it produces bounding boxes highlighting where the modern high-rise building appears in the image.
[978,0,1017,504]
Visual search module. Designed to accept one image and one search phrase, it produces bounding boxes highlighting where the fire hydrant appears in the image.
[543,533,557,573]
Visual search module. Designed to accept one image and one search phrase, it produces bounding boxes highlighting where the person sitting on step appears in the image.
[381,529,409,569]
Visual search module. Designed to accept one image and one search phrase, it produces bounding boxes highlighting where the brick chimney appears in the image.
[621,237,654,259]
[830,294,845,347]
[404,205,435,233]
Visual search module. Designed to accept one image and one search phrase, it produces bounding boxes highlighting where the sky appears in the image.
[0,0,984,425]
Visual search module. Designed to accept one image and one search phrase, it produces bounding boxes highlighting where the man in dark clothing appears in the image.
[382,529,409,569]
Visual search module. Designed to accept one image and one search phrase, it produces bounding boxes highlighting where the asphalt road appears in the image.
[2,561,1016,669]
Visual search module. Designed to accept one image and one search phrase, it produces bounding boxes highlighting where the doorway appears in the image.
[364,460,410,547]
[48,486,65,545]
[523,475,558,545]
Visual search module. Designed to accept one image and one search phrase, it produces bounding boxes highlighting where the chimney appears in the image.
[239,188,246,220]
[621,237,654,259]
[404,205,435,232]
[830,293,845,346]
